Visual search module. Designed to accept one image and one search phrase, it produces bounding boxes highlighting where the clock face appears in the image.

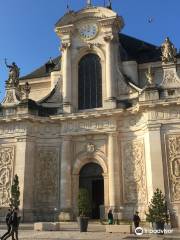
[79,24,98,40]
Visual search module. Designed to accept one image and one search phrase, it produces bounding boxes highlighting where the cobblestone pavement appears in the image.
[0,223,179,240]
[0,229,179,240]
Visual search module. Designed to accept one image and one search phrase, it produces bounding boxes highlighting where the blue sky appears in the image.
[0,0,179,100]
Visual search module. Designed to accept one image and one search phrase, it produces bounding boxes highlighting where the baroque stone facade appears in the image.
[0,3,180,227]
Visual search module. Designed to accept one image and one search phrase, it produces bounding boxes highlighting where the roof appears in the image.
[20,56,61,80]
[119,33,162,63]
[20,33,173,80]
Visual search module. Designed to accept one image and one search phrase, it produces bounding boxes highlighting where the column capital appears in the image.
[61,42,71,51]
[145,123,161,131]
[61,135,72,142]
[107,132,118,138]
[104,35,113,43]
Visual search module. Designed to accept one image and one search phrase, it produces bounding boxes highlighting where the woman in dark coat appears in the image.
[108,209,113,225]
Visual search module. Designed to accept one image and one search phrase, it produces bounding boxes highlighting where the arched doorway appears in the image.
[79,162,104,219]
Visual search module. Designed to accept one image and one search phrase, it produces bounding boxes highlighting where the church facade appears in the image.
[0,4,180,227]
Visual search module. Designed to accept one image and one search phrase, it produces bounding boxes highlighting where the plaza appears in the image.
[0,222,179,240]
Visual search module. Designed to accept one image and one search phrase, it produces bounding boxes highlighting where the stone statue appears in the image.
[145,66,154,85]
[23,82,31,99]
[5,59,20,87]
[161,37,177,64]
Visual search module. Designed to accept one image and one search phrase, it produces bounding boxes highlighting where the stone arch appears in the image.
[72,150,108,175]
[72,150,109,216]
[75,46,105,65]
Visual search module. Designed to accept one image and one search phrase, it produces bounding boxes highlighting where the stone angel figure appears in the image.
[5,58,20,87]
[161,37,177,64]
[145,66,154,86]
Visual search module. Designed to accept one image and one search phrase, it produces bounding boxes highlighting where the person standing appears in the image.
[108,209,113,225]
[133,211,141,229]
[0,209,13,240]
[2,208,20,240]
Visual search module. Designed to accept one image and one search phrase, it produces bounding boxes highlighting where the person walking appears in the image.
[108,209,113,225]
[2,208,20,240]
[0,209,13,240]
[133,211,141,229]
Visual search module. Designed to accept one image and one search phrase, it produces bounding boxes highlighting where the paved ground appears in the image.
[0,223,179,240]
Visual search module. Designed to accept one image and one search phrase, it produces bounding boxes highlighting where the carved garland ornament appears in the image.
[34,148,59,207]
[0,147,14,207]
[167,135,180,202]
[122,140,147,204]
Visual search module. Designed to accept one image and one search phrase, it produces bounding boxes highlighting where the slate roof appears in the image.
[20,33,178,80]
[20,56,61,80]
[119,34,161,63]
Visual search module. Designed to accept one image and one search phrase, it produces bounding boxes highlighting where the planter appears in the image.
[77,217,89,232]
[106,224,132,233]
[155,221,165,235]
[34,222,60,231]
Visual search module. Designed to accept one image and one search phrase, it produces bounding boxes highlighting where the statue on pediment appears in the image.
[161,37,177,64]
[145,66,154,86]
[5,59,20,87]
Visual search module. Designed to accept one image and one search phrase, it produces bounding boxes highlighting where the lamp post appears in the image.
[54,207,58,222]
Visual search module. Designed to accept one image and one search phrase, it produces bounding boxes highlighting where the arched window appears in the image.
[78,53,102,110]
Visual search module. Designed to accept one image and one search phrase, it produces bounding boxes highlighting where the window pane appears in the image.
[78,54,102,110]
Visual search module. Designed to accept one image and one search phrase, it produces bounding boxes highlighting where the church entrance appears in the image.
[79,162,104,219]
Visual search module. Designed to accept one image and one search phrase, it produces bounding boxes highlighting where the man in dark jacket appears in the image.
[2,208,20,240]
[0,209,13,240]
[133,211,141,229]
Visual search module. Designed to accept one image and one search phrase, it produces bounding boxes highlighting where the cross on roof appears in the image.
[87,0,92,7]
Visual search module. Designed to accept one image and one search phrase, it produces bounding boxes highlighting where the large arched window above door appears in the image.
[78,53,102,110]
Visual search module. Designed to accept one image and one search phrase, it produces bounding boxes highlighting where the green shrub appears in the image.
[10,174,20,208]
[78,188,91,217]
[146,188,169,223]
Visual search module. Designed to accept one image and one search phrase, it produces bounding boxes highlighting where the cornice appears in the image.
[50,108,125,121]
[0,114,54,124]
[138,98,180,110]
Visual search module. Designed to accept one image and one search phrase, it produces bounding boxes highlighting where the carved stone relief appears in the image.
[167,135,180,201]
[61,119,116,134]
[0,147,14,207]
[86,143,95,153]
[161,69,180,89]
[3,91,14,103]
[0,123,27,138]
[122,139,147,204]
[148,108,180,121]
[34,147,59,207]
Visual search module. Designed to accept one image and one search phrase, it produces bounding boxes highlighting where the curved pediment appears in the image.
[55,6,120,27]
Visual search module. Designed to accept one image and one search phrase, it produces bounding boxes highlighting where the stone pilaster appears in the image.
[22,137,35,222]
[14,137,35,222]
[108,132,121,208]
[62,43,72,113]
[144,124,165,202]
[103,173,109,207]
[59,136,73,221]
[104,36,116,109]
[14,138,28,220]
